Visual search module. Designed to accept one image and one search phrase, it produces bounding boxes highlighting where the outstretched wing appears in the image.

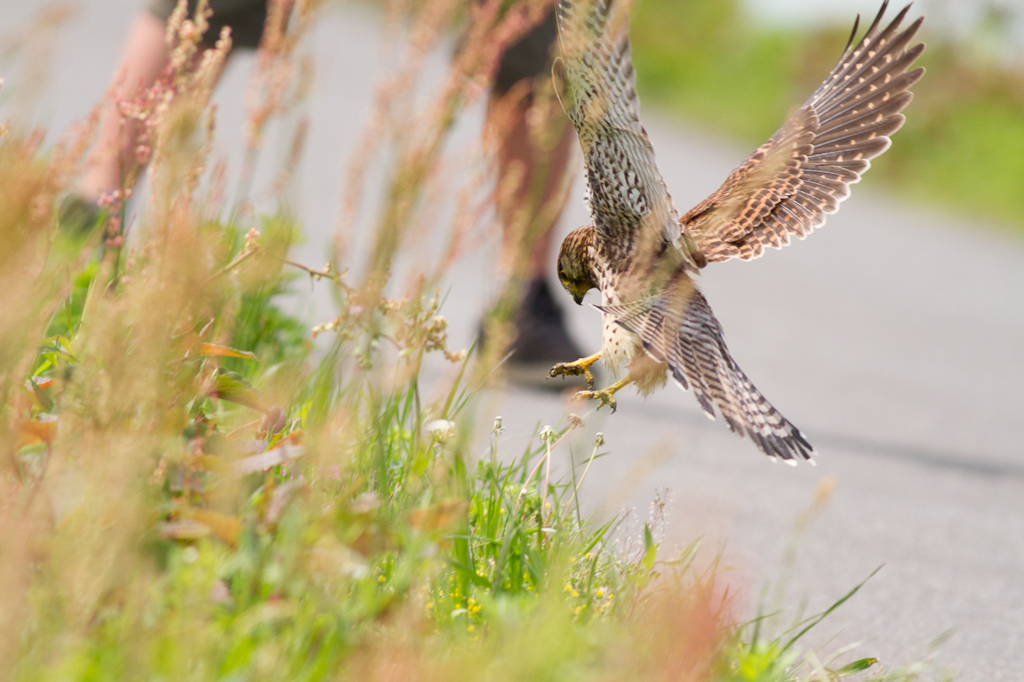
[599,282,814,462]
[555,0,692,262]
[683,1,925,264]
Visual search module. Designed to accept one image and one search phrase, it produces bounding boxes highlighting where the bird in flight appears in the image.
[548,0,925,462]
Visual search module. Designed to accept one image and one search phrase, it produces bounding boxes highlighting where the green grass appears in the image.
[0,3,951,679]
[8,244,943,680]
[631,0,1024,234]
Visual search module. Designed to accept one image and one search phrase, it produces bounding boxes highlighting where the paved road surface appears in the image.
[2,1,1022,678]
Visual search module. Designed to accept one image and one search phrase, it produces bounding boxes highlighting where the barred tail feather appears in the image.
[598,291,815,462]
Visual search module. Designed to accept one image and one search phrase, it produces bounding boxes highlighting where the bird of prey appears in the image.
[548,0,925,462]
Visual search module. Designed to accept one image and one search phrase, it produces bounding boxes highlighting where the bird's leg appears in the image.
[549,352,602,389]
[573,375,633,414]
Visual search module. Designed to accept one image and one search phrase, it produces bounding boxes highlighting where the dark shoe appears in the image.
[504,278,591,391]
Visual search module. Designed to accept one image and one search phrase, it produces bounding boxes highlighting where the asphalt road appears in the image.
[2,1,1022,678]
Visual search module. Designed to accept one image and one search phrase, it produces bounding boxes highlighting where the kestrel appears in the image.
[548,0,925,462]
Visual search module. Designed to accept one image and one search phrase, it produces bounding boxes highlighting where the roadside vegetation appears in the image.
[0,1,949,680]
[632,0,1024,234]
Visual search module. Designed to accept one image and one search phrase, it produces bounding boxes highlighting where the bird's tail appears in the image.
[597,284,815,463]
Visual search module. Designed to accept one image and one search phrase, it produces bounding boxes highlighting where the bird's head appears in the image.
[556,225,598,305]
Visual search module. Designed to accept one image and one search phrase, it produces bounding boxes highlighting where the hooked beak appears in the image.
[572,290,584,306]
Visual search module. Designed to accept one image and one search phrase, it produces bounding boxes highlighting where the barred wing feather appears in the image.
[555,0,681,252]
[683,1,925,264]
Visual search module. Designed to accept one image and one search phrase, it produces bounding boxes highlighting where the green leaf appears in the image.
[28,378,55,412]
[642,523,657,572]
[445,558,491,588]
[210,372,267,412]
[780,565,883,654]
[835,657,878,675]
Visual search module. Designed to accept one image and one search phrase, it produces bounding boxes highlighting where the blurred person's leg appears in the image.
[486,9,583,386]
[80,11,170,201]
[78,0,268,207]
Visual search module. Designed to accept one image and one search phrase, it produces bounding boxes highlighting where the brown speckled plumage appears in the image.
[553,0,924,462]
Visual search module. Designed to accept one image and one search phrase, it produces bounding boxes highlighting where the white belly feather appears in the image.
[600,290,642,375]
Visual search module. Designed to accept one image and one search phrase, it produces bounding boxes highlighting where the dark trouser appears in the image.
[148,1,558,89]
[493,9,558,95]
[146,0,268,49]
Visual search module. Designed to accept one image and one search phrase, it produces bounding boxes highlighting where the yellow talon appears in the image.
[572,375,633,414]
[549,352,602,389]
[573,389,617,413]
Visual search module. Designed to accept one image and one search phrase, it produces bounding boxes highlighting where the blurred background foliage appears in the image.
[630,0,1024,233]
